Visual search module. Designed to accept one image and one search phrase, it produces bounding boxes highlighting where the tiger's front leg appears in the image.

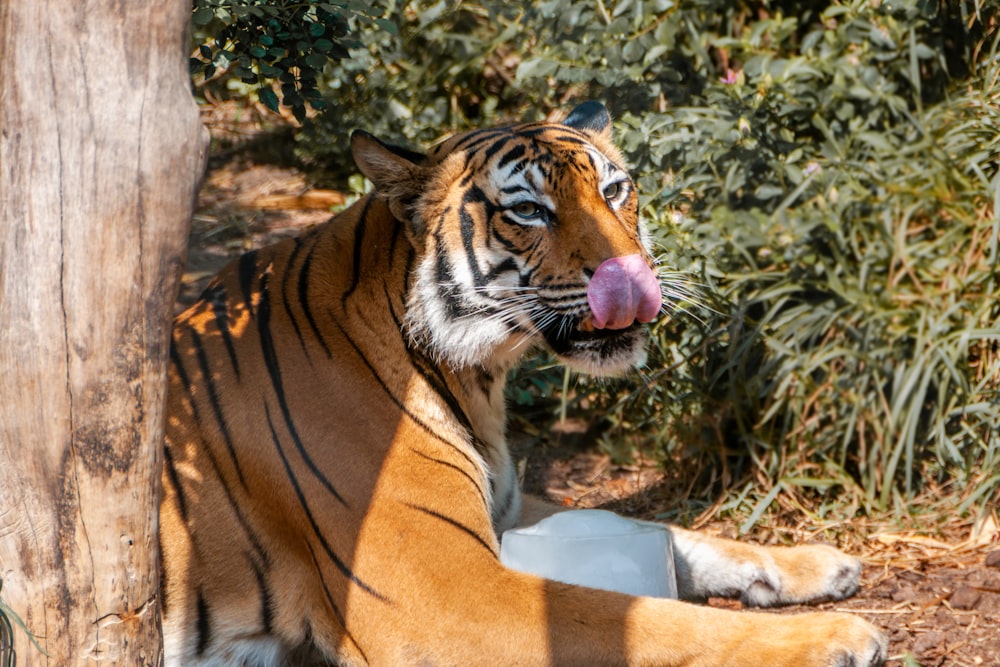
[517,496,864,608]
[339,461,886,667]
[668,526,863,606]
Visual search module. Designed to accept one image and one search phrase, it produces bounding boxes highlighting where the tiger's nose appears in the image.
[586,255,662,330]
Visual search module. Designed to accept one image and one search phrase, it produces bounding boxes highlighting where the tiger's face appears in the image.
[352,102,661,377]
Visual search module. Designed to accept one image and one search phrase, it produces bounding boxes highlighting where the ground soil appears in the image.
[181,104,1000,666]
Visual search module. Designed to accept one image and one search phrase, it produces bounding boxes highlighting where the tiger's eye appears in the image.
[603,182,622,201]
[512,201,542,219]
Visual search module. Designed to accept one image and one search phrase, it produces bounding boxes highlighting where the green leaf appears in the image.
[622,39,645,64]
[515,57,558,82]
[305,52,328,70]
[192,7,215,26]
[259,64,283,78]
[642,44,669,68]
[258,87,280,113]
[375,17,399,35]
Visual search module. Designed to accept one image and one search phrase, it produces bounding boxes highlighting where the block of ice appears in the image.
[500,509,677,598]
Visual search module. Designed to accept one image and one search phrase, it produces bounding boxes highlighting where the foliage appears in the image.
[191,0,1000,523]
[190,0,393,122]
[593,0,999,523]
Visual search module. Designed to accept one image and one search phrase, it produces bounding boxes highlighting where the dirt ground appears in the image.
[182,105,1000,666]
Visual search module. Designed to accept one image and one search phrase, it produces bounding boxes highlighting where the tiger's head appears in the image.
[351,101,662,377]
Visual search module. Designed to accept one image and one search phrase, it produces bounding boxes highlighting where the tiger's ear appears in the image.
[562,101,613,142]
[351,130,427,226]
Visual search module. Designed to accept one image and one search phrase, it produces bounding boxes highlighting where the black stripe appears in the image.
[303,540,370,664]
[434,248,483,320]
[385,285,477,437]
[459,200,481,284]
[459,170,474,188]
[166,341,197,523]
[298,238,333,359]
[170,332,269,566]
[162,441,189,523]
[481,136,515,164]
[158,531,170,615]
[411,449,488,510]
[264,404,385,600]
[537,292,587,304]
[491,225,522,252]
[552,132,590,145]
[473,366,495,399]
[303,540,348,627]
[189,327,247,488]
[463,183,490,206]
[492,467,516,527]
[195,591,211,655]
[401,243,417,294]
[342,196,376,304]
[452,128,506,152]
[328,316,485,475]
[519,127,588,144]
[169,331,196,398]
[251,559,274,634]
[461,184,501,286]
[282,237,312,358]
[408,345,474,433]
[406,504,497,556]
[496,143,527,169]
[205,284,241,379]
[238,250,259,316]
[484,257,519,281]
[387,215,404,264]
[523,236,545,266]
[257,270,347,505]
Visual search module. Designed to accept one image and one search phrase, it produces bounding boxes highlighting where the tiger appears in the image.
[161,101,887,666]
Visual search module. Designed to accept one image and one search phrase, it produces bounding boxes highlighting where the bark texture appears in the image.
[0,0,207,663]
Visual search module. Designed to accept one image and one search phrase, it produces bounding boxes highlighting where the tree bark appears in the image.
[0,0,207,664]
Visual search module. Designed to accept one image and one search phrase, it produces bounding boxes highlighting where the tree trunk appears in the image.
[0,0,207,664]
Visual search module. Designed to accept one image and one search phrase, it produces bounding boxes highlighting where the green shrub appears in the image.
[580,0,1000,522]
[190,0,397,122]
[192,0,1000,523]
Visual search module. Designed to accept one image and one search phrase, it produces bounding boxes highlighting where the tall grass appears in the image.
[589,3,1000,524]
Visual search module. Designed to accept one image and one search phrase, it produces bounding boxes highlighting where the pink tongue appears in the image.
[587,255,662,330]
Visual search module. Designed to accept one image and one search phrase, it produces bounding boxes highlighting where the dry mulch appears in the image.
[183,105,1000,667]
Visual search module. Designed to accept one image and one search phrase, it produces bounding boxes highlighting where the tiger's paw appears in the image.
[751,543,862,607]
[785,612,888,667]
